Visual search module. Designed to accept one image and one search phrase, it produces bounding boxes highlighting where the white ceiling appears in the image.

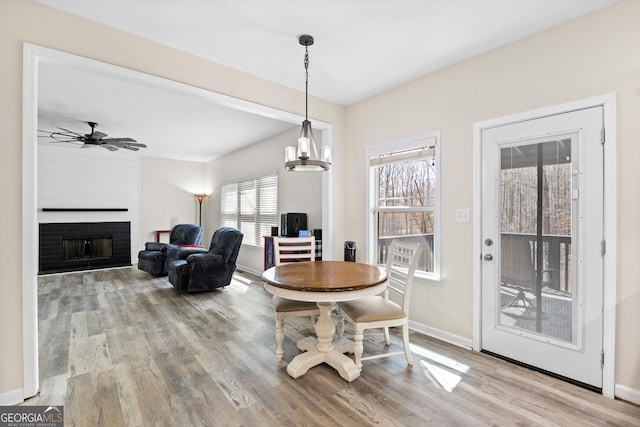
[33,0,619,162]
[37,59,298,162]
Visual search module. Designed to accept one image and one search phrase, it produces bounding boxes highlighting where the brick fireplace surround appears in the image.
[39,221,131,274]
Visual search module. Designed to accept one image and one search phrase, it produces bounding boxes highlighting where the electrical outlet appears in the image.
[455,209,470,223]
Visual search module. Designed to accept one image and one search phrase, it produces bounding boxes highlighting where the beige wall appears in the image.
[0,0,345,400]
[344,0,640,391]
[204,127,323,274]
[139,156,207,248]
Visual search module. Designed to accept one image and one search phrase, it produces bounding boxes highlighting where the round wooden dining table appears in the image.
[262,261,387,382]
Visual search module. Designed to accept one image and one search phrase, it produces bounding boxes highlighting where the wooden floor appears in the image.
[23,266,640,426]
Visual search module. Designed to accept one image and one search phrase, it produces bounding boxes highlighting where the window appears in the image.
[221,172,278,247]
[367,133,440,279]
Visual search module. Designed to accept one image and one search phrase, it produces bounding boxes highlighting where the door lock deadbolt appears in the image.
[485,238,493,246]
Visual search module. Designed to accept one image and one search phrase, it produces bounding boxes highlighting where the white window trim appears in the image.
[365,131,441,282]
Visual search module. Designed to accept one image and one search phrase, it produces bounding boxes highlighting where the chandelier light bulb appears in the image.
[298,137,310,159]
[285,145,297,162]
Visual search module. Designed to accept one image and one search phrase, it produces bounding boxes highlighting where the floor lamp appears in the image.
[194,194,208,226]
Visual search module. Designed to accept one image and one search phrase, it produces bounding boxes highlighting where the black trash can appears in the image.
[344,241,356,262]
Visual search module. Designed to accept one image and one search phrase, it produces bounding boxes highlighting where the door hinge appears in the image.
[601,350,605,367]
[601,128,605,144]
[601,240,606,256]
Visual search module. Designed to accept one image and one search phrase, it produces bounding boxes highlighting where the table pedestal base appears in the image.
[297,336,353,354]
[286,301,360,382]
[288,337,359,382]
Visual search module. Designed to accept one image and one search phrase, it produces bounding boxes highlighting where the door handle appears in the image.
[483,254,493,261]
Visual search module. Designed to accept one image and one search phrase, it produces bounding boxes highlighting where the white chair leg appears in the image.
[402,324,413,365]
[384,326,391,345]
[353,326,365,370]
[275,317,285,362]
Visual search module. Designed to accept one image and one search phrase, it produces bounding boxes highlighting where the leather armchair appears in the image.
[137,224,204,276]
[168,227,243,293]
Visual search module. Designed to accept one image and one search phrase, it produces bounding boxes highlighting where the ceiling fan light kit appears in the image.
[285,34,331,172]
[38,121,147,152]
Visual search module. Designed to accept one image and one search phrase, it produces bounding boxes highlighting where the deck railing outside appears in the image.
[377,234,434,272]
[377,233,571,292]
[501,232,572,293]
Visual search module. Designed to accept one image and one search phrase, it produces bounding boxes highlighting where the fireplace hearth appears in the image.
[39,222,131,274]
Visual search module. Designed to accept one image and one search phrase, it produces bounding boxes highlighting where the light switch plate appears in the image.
[456,209,470,223]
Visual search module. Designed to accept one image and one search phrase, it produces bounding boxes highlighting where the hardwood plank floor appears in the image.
[23,266,640,426]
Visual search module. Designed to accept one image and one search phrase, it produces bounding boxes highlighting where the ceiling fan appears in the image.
[38,121,147,152]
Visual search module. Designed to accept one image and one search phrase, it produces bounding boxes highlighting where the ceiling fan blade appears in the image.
[38,134,70,141]
[104,137,137,143]
[49,139,82,144]
[101,145,119,152]
[128,142,147,148]
[39,129,81,140]
[56,127,83,136]
[104,140,147,148]
[119,145,140,151]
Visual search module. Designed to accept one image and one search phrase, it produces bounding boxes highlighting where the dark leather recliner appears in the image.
[137,224,204,276]
[168,227,243,293]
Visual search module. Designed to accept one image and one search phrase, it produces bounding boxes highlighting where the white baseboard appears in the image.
[236,265,262,278]
[409,320,473,350]
[0,388,24,405]
[615,383,640,405]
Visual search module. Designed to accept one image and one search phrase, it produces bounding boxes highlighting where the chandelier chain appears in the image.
[304,46,309,120]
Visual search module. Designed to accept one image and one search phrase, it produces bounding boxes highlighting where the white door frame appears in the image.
[472,94,617,398]
[21,43,334,400]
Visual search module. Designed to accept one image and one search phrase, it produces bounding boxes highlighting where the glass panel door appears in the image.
[499,138,575,344]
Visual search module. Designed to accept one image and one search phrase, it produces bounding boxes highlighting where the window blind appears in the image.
[221,172,278,247]
[369,141,436,167]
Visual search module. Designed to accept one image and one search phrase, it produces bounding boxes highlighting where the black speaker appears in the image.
[271,226,278,236]
[280,213,307,237]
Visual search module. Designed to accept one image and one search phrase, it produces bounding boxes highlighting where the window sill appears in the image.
[414,271,441,285]
[376,263,441,285]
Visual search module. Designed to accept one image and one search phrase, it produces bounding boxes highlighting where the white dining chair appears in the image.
[337,240,423,369]
[270,236,320,362]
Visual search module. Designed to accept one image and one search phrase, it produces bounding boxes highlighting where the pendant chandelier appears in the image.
[285,34,331,172]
